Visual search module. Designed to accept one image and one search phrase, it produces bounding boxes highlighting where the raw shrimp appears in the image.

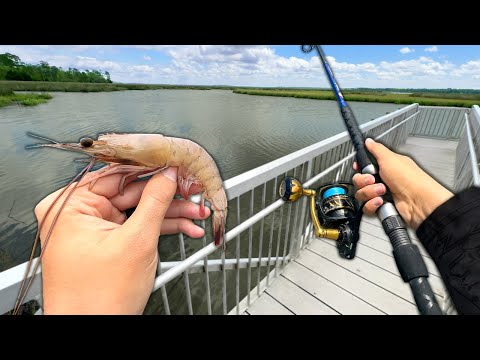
[34,133,228,246]
[13,132,227,315]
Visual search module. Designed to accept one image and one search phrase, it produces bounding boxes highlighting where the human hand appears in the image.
[34,167,210,315]
[352,138,453,230]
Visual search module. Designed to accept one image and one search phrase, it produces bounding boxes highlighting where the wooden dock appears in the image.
[243,137,457,315]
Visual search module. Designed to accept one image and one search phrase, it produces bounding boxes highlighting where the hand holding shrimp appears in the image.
[13,132,228,314]
[34,167,210,314]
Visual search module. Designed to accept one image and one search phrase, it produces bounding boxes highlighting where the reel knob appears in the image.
[279,177,305,202]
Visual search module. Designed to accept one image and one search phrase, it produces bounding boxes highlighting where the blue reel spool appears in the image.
[322,186,347,200]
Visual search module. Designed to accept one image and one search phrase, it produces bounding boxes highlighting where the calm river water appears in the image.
[0,90,401,314]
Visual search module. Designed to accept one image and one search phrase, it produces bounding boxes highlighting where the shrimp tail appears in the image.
[213,209,226,250]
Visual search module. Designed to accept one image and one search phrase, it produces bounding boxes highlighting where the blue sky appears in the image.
[1,45,479,88]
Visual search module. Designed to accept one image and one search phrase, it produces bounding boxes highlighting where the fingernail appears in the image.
[365,175,374,186]
[374,198,383,206]
[365,138,374,145]
[375,184,385,195]
[162,167,178,182]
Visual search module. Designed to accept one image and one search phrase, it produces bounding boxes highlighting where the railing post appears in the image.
[453,106,480,191]
[295,160,314,256]
[464,113,480,186]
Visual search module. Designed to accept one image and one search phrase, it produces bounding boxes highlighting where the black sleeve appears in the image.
[416,186,480,315]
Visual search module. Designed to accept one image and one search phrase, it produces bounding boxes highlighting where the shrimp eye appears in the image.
[80,137,94,148]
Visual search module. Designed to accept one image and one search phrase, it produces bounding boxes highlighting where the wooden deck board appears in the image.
[246,292,294,315]
[265,276,339,315]
[281,262,382,315]
[243,136,456,315]
[315,238,446,297]
[296,250,418,314]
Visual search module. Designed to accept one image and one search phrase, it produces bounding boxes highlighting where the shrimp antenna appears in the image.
[26,132,60,144]
[12,158,96,315]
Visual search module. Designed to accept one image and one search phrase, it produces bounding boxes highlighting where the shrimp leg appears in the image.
[80,165,162,190]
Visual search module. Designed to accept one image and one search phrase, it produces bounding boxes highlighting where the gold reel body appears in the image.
[279,177,362,259]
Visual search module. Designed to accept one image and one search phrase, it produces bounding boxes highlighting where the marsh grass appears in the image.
[0,81,218,93]
[0,92,52,107]
[0,81,226,107]
[233,89,479,107]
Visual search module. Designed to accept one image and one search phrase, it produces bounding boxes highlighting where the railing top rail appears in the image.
[418,105,470,110]
[224,103,418,199]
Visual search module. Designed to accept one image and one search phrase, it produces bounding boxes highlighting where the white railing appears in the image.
[410,106,469,139]
[0,103,420,315]
[454,105,480,191]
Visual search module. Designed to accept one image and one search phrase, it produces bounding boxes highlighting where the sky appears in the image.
[1,45,479,89]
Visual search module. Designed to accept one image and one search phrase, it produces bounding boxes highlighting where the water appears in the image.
[0,90,400,313]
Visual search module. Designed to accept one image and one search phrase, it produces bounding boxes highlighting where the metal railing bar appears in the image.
[159,256,290,273]
[274,201,284,278]
[282,171,292,268]
[465,114,480,186]
[221,234,227,314]
[201,219,212,315]
[297,159,314,251]
[256,183,267,296]
[437,107,449,137]
[246,189,254,306]
[288,166,301,258]
[157,252,171,315]
[235,197,241,315]
[178,233,193,315]
[422,108,433,135]
[432,108,445,137]
[449,111,459,138]
[266,177,278,286]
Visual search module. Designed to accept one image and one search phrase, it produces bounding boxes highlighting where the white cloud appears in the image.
[451,60,480,78]
[1,45,479,88]
[143,55,151,61]
[130,65,154,72]
[75,56,122,72]
[400,47,415,54]
[425,46,438,53]
[110,46,479,89]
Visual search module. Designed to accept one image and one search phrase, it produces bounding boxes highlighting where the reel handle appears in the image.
[279,177,339,242]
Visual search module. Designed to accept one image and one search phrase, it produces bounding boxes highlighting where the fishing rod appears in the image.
[300,45,442,315]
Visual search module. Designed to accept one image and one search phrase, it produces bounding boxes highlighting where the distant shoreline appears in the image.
[0,81,220,108]
[1,81,478,108]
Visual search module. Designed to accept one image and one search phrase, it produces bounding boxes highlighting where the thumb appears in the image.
[365,138,394,164]
[123,167,178,240]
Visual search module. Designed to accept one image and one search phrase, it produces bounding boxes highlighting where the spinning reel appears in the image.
[279,177,362,259]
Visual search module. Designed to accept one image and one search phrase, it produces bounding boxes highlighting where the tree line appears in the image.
[0,53,112,83]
